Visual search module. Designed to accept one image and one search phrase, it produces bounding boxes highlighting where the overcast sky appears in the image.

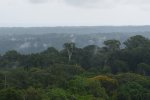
[1,0,150,27]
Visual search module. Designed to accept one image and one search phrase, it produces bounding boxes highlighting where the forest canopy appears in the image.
[0,35,150,100]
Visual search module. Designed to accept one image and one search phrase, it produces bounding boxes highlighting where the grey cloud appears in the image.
[63,0,108,7]
[64,0,100,5]
[64,0,150,6]
[28,0,50,4]
[65,1,150,11]
[28,0,107,6]
[28,0,150,8]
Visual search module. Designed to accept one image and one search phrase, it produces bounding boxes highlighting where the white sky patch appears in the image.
[0,0,150,26]
[64,0,103,7]
[29,0,50,4]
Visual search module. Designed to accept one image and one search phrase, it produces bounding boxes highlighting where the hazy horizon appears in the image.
[1,25,150,28]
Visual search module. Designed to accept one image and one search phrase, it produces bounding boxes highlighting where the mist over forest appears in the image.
[1,26,150,54]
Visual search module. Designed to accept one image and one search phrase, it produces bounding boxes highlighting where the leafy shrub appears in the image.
[0,88,23,100]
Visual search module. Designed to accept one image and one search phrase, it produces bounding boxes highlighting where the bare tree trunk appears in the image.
[4,74,7,88]
[143,70,146,75]
[67,49,72,63]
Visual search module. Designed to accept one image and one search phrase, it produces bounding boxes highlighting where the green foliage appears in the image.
[90,75,118,96]
[104,39,121,51]
[0,88,23,100]
[68,76,109,99]
[117,82,149,100]
[111,60,128,73]
[24,87,42,100]
[137,63,150,75]
[76,95,95,100]
[115,73,150,88]
[47,88,68,100]
[124,35,150,49]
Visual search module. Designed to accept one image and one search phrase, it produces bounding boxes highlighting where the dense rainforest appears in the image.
[0,35,150,100]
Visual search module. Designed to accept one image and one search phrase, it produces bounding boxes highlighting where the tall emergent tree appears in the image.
[63,42,76,63]
[104,39,121,52]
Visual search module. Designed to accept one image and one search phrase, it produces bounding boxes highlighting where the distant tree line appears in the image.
[0,35,150,75]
